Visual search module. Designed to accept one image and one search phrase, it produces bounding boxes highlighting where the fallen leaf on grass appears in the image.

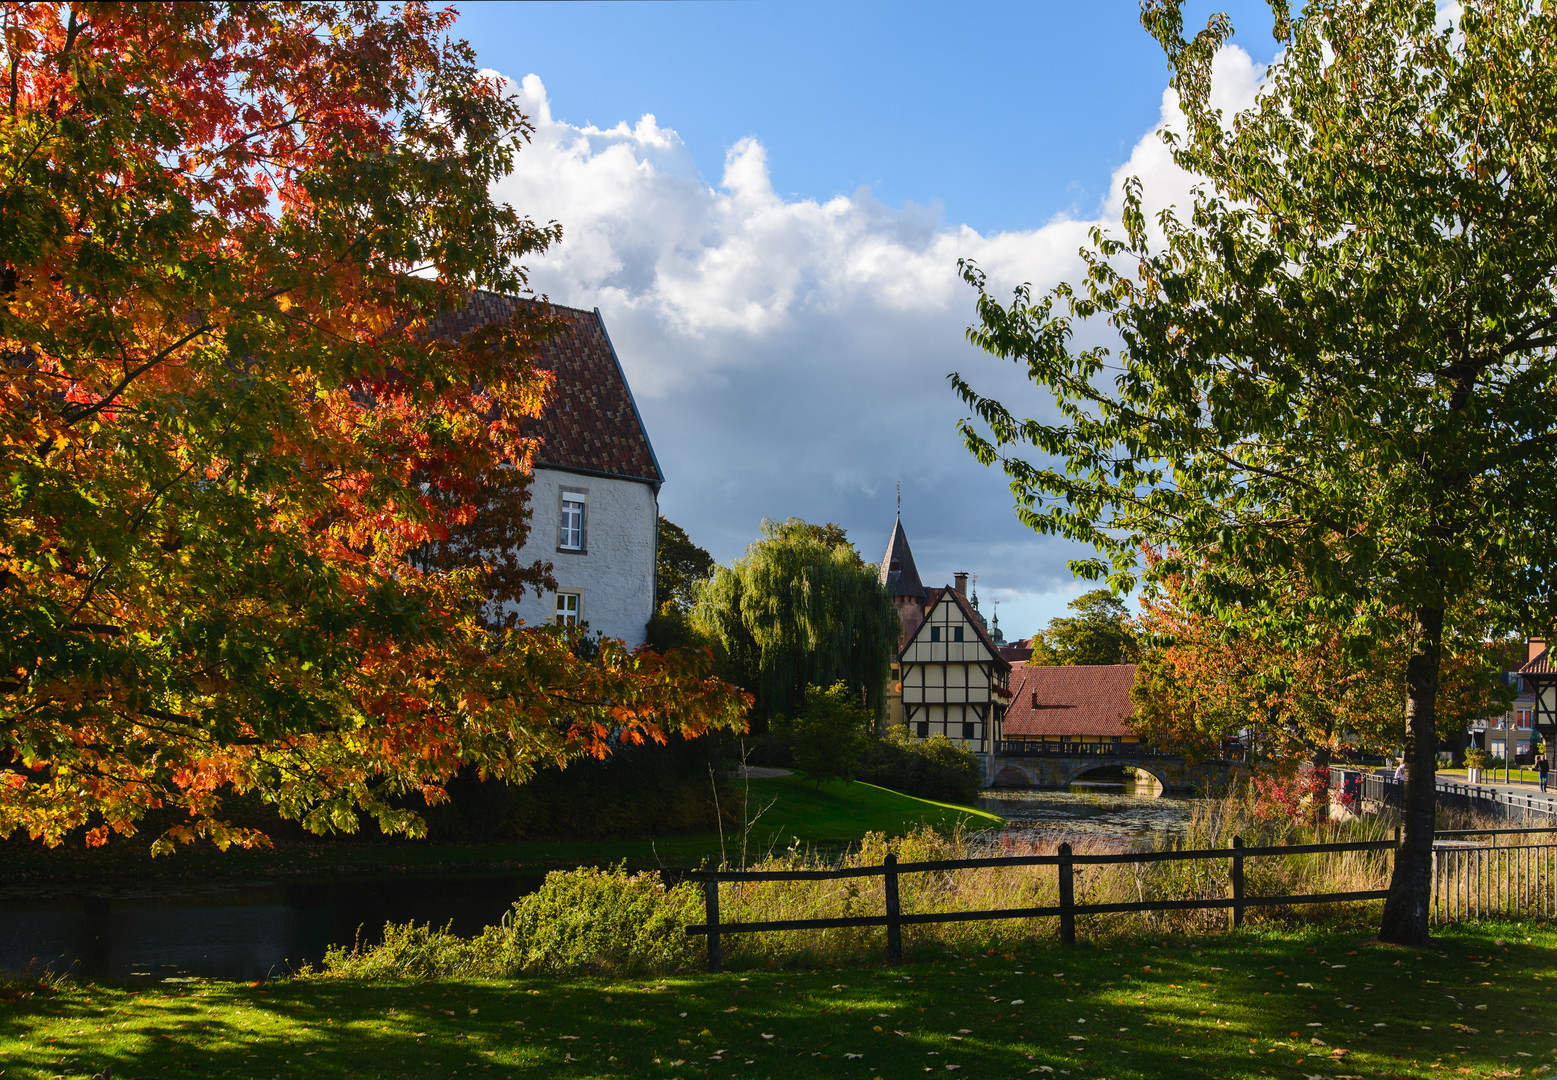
[761,1034,774,1040]
[722,1006,737,1013]
[1068,1036,1087,1042]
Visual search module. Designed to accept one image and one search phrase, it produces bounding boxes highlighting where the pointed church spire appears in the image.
[879,511,926,600]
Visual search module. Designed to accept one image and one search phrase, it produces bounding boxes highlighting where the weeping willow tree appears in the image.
[692,519,898,725]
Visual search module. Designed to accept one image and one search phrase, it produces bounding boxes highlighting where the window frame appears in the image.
[557,486,588,554]
[554,589,583,626]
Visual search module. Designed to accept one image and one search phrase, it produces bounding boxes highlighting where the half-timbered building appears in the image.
[898,578,1011,755]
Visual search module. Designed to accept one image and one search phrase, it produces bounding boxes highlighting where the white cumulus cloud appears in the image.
[489,51,1265,636]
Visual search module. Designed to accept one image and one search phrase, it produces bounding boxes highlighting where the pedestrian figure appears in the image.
[1539,753,1550,794]
[1393,759,1406,782]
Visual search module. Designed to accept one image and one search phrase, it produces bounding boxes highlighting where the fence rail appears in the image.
[686,826,1557,971]
[686,832,1402,972]
[993,739,1178,758]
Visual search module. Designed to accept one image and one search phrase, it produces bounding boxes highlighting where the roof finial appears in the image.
[896,480,901,518]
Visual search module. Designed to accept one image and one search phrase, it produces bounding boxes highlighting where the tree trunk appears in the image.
[1378,606,1443,944]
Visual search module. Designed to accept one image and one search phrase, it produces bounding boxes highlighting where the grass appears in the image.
[1440,767,1547,787]
[0,778,1001,884]
[3,923,1553,1079]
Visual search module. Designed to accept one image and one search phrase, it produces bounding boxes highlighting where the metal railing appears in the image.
[1432,829,1557,923]
[993,739,1179,759]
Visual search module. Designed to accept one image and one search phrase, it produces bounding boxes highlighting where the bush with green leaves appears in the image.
[857,728,982,804]
[324,866,702,979]
[774,682,873,788]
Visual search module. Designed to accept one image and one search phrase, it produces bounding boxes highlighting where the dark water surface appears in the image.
[0,873,539,982]
[977,775,1203,845]
[2,780,1204,982]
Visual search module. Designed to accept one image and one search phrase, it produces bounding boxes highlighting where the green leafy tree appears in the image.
[656,516,715,615]
[777,681,872,789]
[952,0,1557,943]
[692,518,897,725]
[1029,589,1139,666]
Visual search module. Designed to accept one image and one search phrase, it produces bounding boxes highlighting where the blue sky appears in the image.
[454,1,1284,638]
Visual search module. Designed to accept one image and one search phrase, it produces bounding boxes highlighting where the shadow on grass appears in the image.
[2,924,1553,1080]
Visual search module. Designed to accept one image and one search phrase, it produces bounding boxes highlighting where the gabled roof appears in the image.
[901,586,1011,673]
[427,292,663,487]
[1521,644,1556,677]
[1003,663,1138,738]
[879,517,926,600]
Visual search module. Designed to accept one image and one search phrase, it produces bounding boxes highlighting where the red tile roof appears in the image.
[1002,663,1138,738]
[1521,645,1556,677]
[427,292,662,486]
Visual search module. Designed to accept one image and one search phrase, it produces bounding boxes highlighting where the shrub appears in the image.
[856,728,981,804]
[501,865,702,974]
[774,682,872,788]
[323,865,702,979]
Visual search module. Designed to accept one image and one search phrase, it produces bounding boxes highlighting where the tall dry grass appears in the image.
[715,789,1402,967]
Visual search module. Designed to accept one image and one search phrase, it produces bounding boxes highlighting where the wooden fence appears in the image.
[686,833,1397,973]
[686,827,1557,971]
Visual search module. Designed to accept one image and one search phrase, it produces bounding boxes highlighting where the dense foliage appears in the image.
[655,516,714,615]
[953,0,1557,942]
[856,729,982,804]
[693,518,896,724]
[1131,554,1509,768]
[1027,589,1138,666]
[0,2,746,852]
[773,681,872,789]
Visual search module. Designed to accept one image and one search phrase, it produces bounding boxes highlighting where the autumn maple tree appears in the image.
[0,1,747,852]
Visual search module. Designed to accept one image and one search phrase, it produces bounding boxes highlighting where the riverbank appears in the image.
[0,778,1002,887]
[3,923,1551,1080]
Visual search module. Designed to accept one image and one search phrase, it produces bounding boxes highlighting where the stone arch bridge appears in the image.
[985,740,1220,795]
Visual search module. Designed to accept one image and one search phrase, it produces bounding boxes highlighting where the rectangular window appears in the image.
[1518,709,1533,730]
[953,626,964,642]
[557,488,587,553]
[930,626,940,642]
[554,591,581,626]
[916,721,929,739]
[962,721,975,740]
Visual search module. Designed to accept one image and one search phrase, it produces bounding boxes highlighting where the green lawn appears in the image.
[1440,767,1546,787]
[0,778,1001,883]
[4,923,1552,1079]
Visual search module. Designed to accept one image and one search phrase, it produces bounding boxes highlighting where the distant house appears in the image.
[880,513,1010,756]
[432,293,663,644]
[1001,663,1142,748]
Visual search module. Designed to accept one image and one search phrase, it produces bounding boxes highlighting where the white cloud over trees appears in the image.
[489,48,1265,636]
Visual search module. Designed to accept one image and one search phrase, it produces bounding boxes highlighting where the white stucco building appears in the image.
[435,293,663,644]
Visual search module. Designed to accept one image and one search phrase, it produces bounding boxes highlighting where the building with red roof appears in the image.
[1001,663,1142,748]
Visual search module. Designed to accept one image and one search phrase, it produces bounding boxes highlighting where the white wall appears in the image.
[505,467,658,645]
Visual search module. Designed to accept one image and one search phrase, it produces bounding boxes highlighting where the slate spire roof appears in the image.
[879,515,927,600]
[425,291,663,487]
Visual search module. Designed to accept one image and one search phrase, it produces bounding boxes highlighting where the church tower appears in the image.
[879,498,927,731]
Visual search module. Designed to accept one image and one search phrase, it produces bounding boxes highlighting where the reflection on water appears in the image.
[977,778,1202,847]
[0,874,539,982]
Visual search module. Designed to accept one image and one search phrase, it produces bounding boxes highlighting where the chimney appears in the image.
[1531,638,1548,666]
[954,571,968,597]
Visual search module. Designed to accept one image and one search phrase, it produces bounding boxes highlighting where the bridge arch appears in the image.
[1063,758,1169,793]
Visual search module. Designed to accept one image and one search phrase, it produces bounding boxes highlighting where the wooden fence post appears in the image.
[1058,842,1075,946]
[884,852,902,964]
[704,879,722,974]
[1231,835,1245,929]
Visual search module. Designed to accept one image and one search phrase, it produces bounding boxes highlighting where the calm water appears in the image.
[0,874,538,982]
[2,780,1202,982]
[978,774,1202,845]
